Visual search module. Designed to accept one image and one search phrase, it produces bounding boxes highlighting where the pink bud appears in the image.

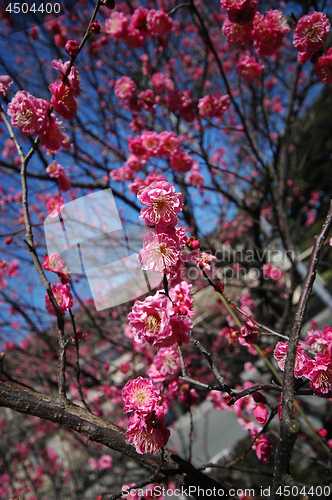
[4,237,12,245]
[65,40,80,58]
[253,403,268,425]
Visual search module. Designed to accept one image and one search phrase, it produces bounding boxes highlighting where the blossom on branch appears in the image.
[7,91,50,136]
[122,377,161,415]
[293,11,330,56]
[45,284,73,316]
[138,181,183,228]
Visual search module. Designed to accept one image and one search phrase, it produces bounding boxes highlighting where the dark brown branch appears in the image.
[0,381,234,500]
[272,200,332,498]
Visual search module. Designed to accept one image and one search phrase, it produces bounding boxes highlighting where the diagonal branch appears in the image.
[272,200,332,497]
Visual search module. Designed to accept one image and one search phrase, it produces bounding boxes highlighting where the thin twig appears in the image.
[69,309,91,412]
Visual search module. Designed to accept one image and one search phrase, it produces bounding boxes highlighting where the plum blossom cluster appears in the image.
[222,5,290,59]
[46,161,71,192]
[122,377,170,454]
[274,325,332,396]
[0,258,19,289]
[43,254,73,316]
[110,131,195,181]
[105,7,173,48]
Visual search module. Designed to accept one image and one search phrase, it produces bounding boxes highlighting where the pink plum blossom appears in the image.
[138,181,183,228]
[293,11,330,55]
[0,74,12,96]
[221,0,258,25]
[105,11,128,38]
[222,19,253,45]
[236,55,264,81]
[304,353,332,395]
[253,404,268,425]
[252,434,274,463]
[39,115,70,153]
[45,284,73,316]
[51,59,81,96]
[147,348,180,382]
[126,409,170,454]
[49,82,77,120]
[315,48,332,84]
[7,90,50,136]
[122,377,161,415]
[138,228,180,274]
[273,341,309,378]
[252,10,290,57]
[170,150,193,173]
[147,9,173,36]
[114,76,137,99]
[42,253,70,284]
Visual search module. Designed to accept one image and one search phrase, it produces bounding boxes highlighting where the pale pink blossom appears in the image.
[273,341,309,378]
[0,74,12,96]
[122,377,161,415]
[138,181,183,228]
[105,11,128,38]
[114,76,137,99]
[88,454,113,470]
[46,195,65,218]
[139,228,180,274]
[45,284,73,316]
[42,253,70,284]
[148,348,180,382]
[293,11,330,55]
[7,90,50,136]
[207,390,232,410]
[126,409,170,454]
[51,59,81,96]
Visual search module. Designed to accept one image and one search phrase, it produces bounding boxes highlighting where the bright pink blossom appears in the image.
[49,81,77,120]
[0,74,12,96]
[315,48,332,84]
[7,90,50,136]
[293,11,330,55]
[141,131,160,156]
[236,55,264,81]
[207,390,232,410]
[159,131,182,156]
[89,454,113,470]
[221,0,258,25]
[273,341,309,378]
[222,19,253,45]
[127,292,172,348]
[169,281,194,317]
[170,150,193,173]
[46,195,65,217]
[138,181,183,228]
[39,115,69,153]
[253,434,274,463]
[45,284,73,316]
[263,263,284,281]
[122,377,161,415]
[51,59,81,96]
[198,94,230,119]
[147,9,173,36]
[304,353,332,395]
[114,76,137,99]
[126,409,170,454]
[252,10,290,57]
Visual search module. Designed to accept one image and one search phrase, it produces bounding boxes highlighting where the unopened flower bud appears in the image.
[89,20,101,34]
[65,40,80,58]
[101,0,116,8]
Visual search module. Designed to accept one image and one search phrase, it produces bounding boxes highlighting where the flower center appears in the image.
[145,313,161,333]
